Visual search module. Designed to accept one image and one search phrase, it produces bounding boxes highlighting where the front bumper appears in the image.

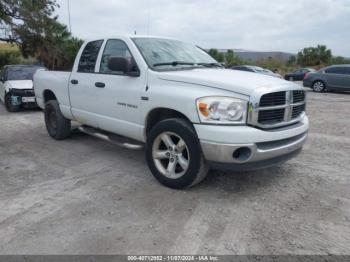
[195,115,309,170]
[9,89,37,107]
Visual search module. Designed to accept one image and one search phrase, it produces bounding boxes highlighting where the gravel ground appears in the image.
[0,90,349,255]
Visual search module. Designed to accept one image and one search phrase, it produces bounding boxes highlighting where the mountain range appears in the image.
[217,49,295,62]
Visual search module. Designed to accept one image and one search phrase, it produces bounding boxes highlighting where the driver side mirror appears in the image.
[108,57,140,77]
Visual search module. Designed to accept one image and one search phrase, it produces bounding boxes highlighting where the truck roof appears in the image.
[83,35,181,42]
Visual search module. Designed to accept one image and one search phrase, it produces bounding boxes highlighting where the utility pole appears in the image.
[67,0,72,33]
[147,12,150,35]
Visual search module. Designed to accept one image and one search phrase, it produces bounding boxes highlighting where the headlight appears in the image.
[196,97,247,124]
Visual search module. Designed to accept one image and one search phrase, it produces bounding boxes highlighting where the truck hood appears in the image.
[6,80,33,90]
[158,68,300,96]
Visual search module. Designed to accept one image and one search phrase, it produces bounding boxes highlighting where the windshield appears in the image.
[7,66,42,81]
[132,37,218,70]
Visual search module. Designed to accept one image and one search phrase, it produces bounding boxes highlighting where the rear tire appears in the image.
[5,93,21,112]
[44,100,71,140]
[312,80,326,92]
[146,118,208,189]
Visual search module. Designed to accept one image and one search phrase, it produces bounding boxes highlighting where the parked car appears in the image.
[285,68,316,81]
[231,65,282,78]
[34,36,309,189]
[0,65,44,112]
[303,64,350,92]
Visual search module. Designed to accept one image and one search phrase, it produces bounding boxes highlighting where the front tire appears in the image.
[44,100,71,140]
[312,80,326,92]
[5,93,21,112]
[146,118,208,189]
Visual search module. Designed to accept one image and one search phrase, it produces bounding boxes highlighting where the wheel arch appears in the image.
[145,107,195,138]
[43,89,58,103]
[312,79,327,88]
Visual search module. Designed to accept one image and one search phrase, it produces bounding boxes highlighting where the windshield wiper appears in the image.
[197,62,224,68]
[153,61,195,67]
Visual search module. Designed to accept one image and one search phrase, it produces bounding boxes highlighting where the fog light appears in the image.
[232,147,252,162]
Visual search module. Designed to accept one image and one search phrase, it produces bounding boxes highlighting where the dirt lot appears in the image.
[0,90,349,255]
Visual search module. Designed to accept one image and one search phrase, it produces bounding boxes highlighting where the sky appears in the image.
[55,0,350,57]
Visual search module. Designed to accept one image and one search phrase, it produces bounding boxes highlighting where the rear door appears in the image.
[91,38,146,140]
[69,40,104,127]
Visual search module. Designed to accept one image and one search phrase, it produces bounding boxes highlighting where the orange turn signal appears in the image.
[198,102,208,117]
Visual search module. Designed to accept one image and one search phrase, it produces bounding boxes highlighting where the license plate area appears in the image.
[22,97,36,103]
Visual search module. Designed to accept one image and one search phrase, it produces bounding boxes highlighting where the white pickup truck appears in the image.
[34,36,309,189]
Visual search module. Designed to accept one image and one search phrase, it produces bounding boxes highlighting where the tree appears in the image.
[256,57,284,71]
[297,45,332,66]
[0,50,21,68]
[0,0,58,42]
[286,55,296,66]
[332,56,350,65]
[225,49,242,67]
[0,0,82,70]
[208,48,224,62]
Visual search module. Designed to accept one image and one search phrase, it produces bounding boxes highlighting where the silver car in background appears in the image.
[303,64,350,92]
[231,65,283,78]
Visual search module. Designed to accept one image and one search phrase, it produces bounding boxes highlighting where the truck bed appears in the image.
[34,70,71,110]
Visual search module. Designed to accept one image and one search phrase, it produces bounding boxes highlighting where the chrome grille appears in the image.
[260,92,286,107]
[258,108,285,124]
[248,90,306,129]
[292,104,306,119]
[293,90,305,103]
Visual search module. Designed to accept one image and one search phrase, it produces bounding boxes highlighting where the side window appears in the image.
[78,40,104,73]
[325,67,345,74]
[345,67,350,75]
[100,39,133,75]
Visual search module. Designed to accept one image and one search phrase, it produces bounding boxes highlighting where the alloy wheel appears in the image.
[152,131,190,179]
[313,81,325,92]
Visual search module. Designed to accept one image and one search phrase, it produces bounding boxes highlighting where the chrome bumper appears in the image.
[200,132,308,165]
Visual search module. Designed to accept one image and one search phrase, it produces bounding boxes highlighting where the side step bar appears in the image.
[78,126,144,150]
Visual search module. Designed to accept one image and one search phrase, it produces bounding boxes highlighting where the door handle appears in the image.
[95,82,105,88]
[70,79,78,85]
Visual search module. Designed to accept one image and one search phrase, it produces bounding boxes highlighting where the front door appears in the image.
[92,39,146,140]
